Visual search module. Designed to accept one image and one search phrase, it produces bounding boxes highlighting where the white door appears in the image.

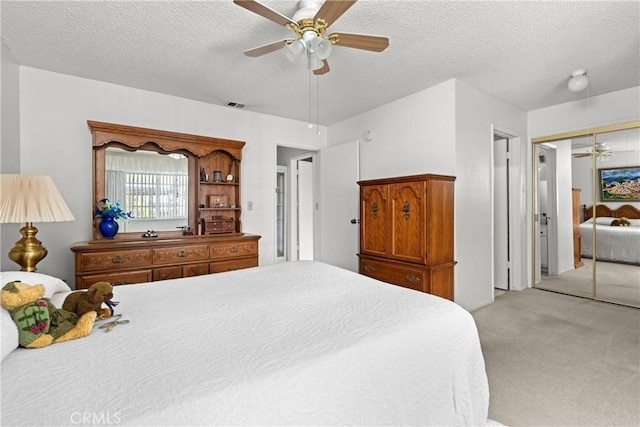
[319,141,360,272]
[297,159,314,260]
[493,137,510,290]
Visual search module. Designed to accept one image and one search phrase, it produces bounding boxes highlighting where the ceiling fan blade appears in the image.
[331,32,389,52]
[572,153,593,158]
[233,0,297,27]
[313,59,330,75]
[244,39,293,57]
[314,0,357,26]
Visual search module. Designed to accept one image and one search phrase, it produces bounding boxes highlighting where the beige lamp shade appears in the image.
[0,174,75,272]
[0,174,75,223]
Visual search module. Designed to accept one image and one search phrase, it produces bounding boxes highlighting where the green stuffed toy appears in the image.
[1,281,96,348]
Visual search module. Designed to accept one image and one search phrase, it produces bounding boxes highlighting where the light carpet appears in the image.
[473,288,640,426]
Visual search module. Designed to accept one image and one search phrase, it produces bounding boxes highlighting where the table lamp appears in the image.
[0,174,75,272]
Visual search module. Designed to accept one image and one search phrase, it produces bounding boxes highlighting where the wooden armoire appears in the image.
[358,174,456,300]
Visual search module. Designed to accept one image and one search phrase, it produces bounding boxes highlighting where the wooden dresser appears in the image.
[70,234,260,289]
[358,174,456,300]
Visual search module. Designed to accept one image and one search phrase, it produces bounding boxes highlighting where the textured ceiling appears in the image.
[2,0,639,126]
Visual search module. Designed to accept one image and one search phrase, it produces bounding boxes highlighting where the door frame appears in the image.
[275,165,288,263]
[289,152,319,261]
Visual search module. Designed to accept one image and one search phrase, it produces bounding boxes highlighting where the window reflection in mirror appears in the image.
[105,147,189,233]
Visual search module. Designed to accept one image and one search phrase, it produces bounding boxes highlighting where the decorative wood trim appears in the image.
[88,120,245,159]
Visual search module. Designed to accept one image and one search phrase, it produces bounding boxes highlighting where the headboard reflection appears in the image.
[583,204,640,221]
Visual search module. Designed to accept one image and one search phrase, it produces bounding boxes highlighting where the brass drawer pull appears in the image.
[112,255,124,264]
[406,274,420,283]
[230,246,238,253]
[178,250,187,257]
[363,265,375,272]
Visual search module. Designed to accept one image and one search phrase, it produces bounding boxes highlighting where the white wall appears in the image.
[328,79,528,311]
[556,142,574,274]
[528,87,640,138]
[454,80,528,310]
[1,41,21,263]
[329,80,457,179]
[9,67,326,283]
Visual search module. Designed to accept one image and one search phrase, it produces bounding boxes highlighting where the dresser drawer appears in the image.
[80,249,152,272]
[210,257,258,273]
[77,270,152,289]
[183,263,209,277]
[153,245,209,265]
[153,266,183,281]
[360,258,426,293]
[210,240,258,260]
[204,219,235,234]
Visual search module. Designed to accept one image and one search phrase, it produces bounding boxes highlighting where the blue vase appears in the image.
[99,216,119,239]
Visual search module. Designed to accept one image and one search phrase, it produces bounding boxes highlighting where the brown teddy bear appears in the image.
[610,217,631,227]
[1,281,96,348]
[63,281,114,319]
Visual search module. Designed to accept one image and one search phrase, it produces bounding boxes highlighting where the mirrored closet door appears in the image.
[532,121,640,307]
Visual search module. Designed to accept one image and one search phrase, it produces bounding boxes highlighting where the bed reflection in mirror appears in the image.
[105,147,189,233]
[533,124,640,307]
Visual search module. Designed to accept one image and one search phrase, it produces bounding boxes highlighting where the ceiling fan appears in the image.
[233,0,389,75]
[572,142,615,159]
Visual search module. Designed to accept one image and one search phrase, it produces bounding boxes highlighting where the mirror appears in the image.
[532,122,640,307]
[105,147,189,234]
[90,120,246,241]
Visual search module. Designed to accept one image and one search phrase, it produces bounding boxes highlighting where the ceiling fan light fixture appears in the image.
[568,69,588,92]
[307,51,323,71]
[285,39,307,63]
[310,36,332,60]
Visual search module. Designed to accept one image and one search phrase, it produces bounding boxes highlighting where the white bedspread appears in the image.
[580,221,640,264]
[2,261,489,426]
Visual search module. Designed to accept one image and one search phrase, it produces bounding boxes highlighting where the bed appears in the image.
[580,204,640,265]
[1,261,490,426]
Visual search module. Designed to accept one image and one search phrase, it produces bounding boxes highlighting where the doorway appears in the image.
[493,132,512,291]
[276,146,318,262]
[275,166,287,263]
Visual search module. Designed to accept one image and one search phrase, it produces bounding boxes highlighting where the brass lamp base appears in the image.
[8,222,48,272]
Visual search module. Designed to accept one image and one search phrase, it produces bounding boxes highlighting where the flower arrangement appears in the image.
[95,198,133,221]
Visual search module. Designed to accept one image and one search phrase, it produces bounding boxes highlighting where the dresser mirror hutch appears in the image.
[532,120,639,308]
[70,121,260,289]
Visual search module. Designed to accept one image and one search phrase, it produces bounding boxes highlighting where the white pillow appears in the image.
[1,308,19,361]
[0,271,72,361]
[0,271,71,298]
[593,217,616,225]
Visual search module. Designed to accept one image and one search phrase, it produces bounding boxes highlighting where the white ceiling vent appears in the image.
[225,101,246,109]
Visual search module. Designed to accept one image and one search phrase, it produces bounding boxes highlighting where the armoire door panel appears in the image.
[360,185,389,257]
[390,181,426,263]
